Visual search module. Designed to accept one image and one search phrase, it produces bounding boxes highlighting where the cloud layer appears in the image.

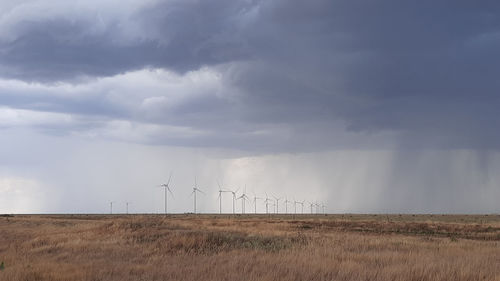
[1,0,500,151]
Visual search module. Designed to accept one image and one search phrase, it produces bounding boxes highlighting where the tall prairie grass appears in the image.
[0,214,499,281]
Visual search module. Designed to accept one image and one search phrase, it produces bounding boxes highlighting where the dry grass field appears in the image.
[1,214,499,281]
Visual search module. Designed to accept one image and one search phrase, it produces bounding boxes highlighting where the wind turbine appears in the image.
[217,181,230,214]
[126,202,131,214]
[321,203,326,214]
[269,202,276,214]
[308,202,315,214]
[229,187,240,214]
[237,189,250,214]
[110,201,114,214]
[299,200,305,214]
[293,199,298,214]
[159,172,174,214]
[284,197,291,214]
[191,177,205,214]
[315,202,321,214]
[252,193,262,214]
[264,193,272,214]
[273,195,281,214]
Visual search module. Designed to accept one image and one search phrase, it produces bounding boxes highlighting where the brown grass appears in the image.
[0,214,499,280]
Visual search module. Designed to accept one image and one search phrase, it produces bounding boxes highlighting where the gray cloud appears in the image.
[0,0,255,81]
[0,0,500,151]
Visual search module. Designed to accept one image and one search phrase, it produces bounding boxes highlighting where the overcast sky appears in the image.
[1,0,499,214]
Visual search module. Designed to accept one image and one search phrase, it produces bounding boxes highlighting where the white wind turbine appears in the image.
[229,187,240,214]
[300,200,305,214]
[217,181,230,214]
[308,202,315,214]
[126,202,132,214]
[284,197,291,214]
[315,202,321,214]
[264,193,272,214]
[237,188,250,214]
[273,195,281,214]
[191,177,205,214]
[293,199,299,214]
[269,202,276,214]
[159,172,174,214]
[252,192,262,214]
[110,201,114,214]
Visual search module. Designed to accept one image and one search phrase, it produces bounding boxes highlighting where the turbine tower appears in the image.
[110,201,114,214]
[159,172,174,214]
[191,177,205,214]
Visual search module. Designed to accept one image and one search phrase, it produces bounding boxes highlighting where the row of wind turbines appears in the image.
[155,173,327,215]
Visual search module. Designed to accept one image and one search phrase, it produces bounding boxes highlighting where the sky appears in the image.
[1,0,499,214]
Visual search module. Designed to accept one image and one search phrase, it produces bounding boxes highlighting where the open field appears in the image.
[1,214,500,281]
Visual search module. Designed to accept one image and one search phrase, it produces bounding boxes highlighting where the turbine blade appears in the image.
[167,187,174,198]
[167,172,173,186]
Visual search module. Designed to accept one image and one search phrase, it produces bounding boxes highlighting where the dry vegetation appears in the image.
[1,214,500,280]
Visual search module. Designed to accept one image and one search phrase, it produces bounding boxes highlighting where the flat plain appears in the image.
[1,214,499,281]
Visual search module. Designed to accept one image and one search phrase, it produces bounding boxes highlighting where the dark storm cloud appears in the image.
[1,0,500,150]
[226,0,500,149]
[0,0,255,81]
